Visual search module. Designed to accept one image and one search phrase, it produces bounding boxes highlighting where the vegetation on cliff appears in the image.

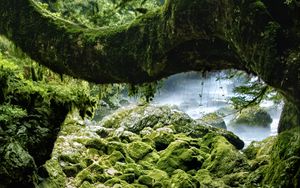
[0,36,96,187]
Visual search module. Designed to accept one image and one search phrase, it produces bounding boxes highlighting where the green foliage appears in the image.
[0,36,96,187]
[224,71,283,109]
[40,0,163,28]
[0,104,27,124]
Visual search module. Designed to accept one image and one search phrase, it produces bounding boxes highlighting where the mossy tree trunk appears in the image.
[0,0,299,129]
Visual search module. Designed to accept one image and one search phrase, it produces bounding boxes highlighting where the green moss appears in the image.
[85,138,108,153]
[243,136,276,160]
[119,173,135,184]
[119,163,144,178]
[0,141,36,186]
[74,163,105,186]
[156,140,203,174]
[103,150,126,166]
[262,128,300,187]
[79,181,96,188]
[0,45,95,187]
[195,169,227,187]
[231,106,272,127]
[138,175,154,186]
[145,131,175,151]
[200,112,227,129]
[169,169,199,188]
[202,134,249,177]
[104,177,127,187]
[139,151,160,166]
[106,141,126,155]
[38,159,66,188]
[142,169,169,186]
[222,172,249,187]
[101,106,143,129]
[61,163,82,177]
[127,141,153,161]
[126,184,148,188]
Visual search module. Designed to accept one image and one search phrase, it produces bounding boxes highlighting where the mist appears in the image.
[150,71,283,146]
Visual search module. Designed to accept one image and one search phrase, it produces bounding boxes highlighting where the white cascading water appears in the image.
[150,71,283,146]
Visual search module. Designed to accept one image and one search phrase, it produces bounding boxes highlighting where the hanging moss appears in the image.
[0,44,96,187]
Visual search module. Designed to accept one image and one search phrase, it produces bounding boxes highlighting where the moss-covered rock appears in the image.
[44,104,298,188]
[85,138,108,153]
[169,169,199,188]
[230,106,272,129]
[262,128,300,187]
[199,112,227,129]
[201,134,249,177]
[156,140,204,174]
[38,159,67,188]
[74,163,106,186]
[243,136,276,160]
[126,141,153,161]
[101,104,244,149]
[144,169,169,184]
[222,172,249,187]
[103,151,126,166]
[104,177,128,187]
[144,130,175,151]
[0,141,36,187]
[195,169,228,187]
[100,104,194,134]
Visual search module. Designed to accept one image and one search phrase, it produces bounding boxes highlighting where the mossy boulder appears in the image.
[230,106,272,129]
[243,136,276,160]
[261,128,300,187]
[169,169,199,188]
[74,163,106,186]
[156,140,204,174]
[198,112,227,129]
[100,104,195,133]
[201,134,250,177]
[195,169,227,187]
[144,130,175,151]
[126,141,153,161]
[100,104,244,149]
[38,159,67,188]
[143,169,169,185]
[0,141,36,186]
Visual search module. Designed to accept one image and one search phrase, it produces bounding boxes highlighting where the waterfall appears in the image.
[150,71,283,146]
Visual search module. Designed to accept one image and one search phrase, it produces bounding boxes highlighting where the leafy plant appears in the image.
[226,71,283,109]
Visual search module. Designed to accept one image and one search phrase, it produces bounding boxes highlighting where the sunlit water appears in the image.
[150,71,283,147]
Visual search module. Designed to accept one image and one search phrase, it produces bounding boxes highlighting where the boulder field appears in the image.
[39,104,299,187]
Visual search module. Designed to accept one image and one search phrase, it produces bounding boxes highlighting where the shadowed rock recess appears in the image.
[0,0,300,187]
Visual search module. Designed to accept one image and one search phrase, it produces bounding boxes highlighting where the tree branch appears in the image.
[0,0,245,83]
